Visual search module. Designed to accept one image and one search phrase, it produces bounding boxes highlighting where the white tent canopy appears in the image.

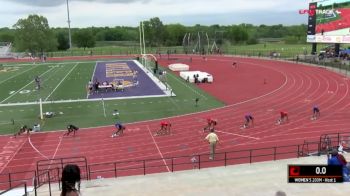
[180,71,213,83]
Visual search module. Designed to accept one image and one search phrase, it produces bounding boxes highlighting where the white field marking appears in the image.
[0,64,39,85]
[45,63,79,101]
[167,73,207,99]
[0,121,11,125]
[87,61,98,99]
[0,66,56,104]
[28,136,50,160]
[3,61,99,67]
[167,97,181,110]
[215,130,260,140]
[146,125,170,172]
[102,99,107,117]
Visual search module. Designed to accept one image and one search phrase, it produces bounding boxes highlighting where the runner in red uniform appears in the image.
[277,111,289,125]
[203,118,217,132]
[154,121,171,136]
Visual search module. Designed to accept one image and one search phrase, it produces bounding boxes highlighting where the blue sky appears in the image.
[0,0,310,27]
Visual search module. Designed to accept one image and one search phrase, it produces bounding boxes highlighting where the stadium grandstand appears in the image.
[0,42,13,59]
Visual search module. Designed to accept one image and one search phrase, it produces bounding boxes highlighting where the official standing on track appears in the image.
[205,129,219,160]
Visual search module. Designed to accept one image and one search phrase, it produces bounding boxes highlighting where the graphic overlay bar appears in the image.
[288,165,343,183]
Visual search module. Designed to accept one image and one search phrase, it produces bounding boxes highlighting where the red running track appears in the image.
[1,55,350,182]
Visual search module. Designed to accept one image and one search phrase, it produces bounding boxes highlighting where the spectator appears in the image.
[191,155,198,169]
[195,98,199,107]
[61,164,81,196]
[35,76,41,90]
[328,148,350,182]
[205,128,219,160]
[328,149,343,165]
[275,190,287,196]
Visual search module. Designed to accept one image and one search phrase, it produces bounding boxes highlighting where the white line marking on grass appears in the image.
[45,63,79,101]
[28,136,50,160]
[147,125,170,172]
[0,64,39,85]
[87,62,98,99]
[215,130,260,140]
[168,98,181,110]
[101,98,107,117]
[168,73,207,99]
[0,94,173,107]
[0,121,11,125]
[0,66,56,104]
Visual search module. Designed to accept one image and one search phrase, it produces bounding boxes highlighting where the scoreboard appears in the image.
[288,165,343,183]
[307,0,350,43]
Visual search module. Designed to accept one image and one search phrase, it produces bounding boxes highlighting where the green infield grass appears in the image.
[0,59,224,134]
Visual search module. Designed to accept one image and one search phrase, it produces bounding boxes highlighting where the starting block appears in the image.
[111,134,119,138]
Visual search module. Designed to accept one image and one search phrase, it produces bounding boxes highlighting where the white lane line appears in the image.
[45,63,79,101]
[46,135,64,170]
[28,136,50,160]
[216,130,260,140]
[51,135,63,159]
[0,139,27,174]
[146,125,170,172]
[0,66,56,103]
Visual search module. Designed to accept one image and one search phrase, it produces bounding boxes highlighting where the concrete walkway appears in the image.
[30,154,350,196]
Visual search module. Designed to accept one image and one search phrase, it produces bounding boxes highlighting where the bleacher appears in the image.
[0,42,12,59]
[28,155,350,196]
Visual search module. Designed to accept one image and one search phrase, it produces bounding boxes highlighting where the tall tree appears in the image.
[0,28,15,43]
[164,24,186,46]
[56,31,70,50]
[13,14,57,54]
[72,28,95,50]
[143,17,165,46]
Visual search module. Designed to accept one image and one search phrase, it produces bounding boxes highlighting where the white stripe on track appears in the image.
[147,125,170,172]
[216,130,260,140]
[28,136,50,160]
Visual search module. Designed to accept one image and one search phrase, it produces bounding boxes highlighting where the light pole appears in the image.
[66,0,72,49]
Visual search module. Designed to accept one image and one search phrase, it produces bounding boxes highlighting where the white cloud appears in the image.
[0,0,310,27]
